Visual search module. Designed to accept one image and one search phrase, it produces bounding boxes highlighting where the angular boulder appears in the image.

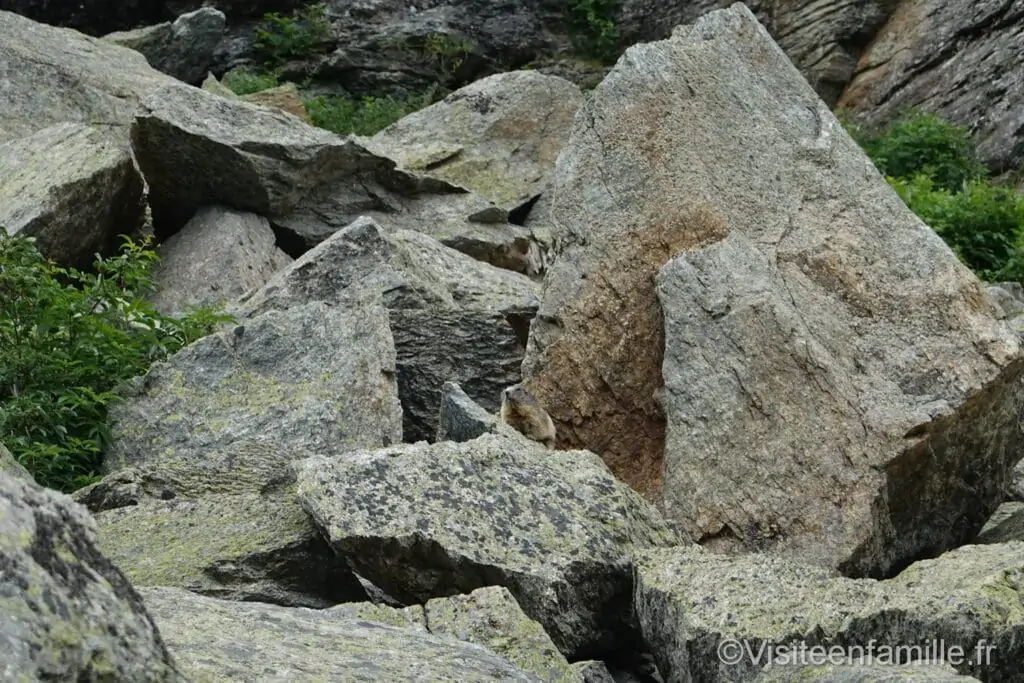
[102,8,226,85]
[0,442,33,482]
[365,70,585,211]
[0,472,184,681]
[294,432,679,658]
[148,205,292,316]
[236,216,540,442]
[436,381,502,442]
[0,123,145,267]
[635,543,1024,682]
[104,299,403,474]
[523,3,1024,576]
[137,586,545,681]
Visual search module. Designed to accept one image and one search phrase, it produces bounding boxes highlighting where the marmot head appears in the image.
[502,383,537,406]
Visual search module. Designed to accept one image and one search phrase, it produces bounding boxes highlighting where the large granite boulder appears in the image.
[103,7,226,84]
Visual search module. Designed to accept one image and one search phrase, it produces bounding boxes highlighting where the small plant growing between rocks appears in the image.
[0,230,231,492]
[568,0,621,65]
[253,2,331,65]
[221,67,281,95]
[304,91,436,136]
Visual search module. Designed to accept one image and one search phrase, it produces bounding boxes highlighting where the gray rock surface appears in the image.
[1011,459,1024,502]
[236,216,540,441]
[104,299,403,475]
[103,7,226,85]
[91,491,368,607]
[635,543,1024,682]
[437,381,502,442]
[294,431,679,658]
[129,81,454,239]
[0,123,145,267]
[987,282,1024,338]
[0,9,177,144]
[752,663,981,682]
[0,442,33,482]
[137,586,546,681]
[522,3,1023,576]
[365,70,585,211]
[837,0,1024,174]
[149,205,292,316]
[975,501,1024,544]
[0,473,184,682]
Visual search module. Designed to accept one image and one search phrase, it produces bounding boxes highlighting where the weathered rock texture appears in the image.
[0,443,32,481]
[753,663,981,682]
[236,216,540,441]
[149,205,292,316]
[138,586,546,681]
[295,432,678,659]
[837,0,1024,174]
[635,543,1024,682]
[0,473,184,682]
[91,491,368,607]
[365,70,585,211]
[0,9,176,143]
[437,380,502,442]
[102,7,226,84]
[524,3,1023,577]
[975,501,1024,544]
[0,123,145,267]
[104,299,403,474]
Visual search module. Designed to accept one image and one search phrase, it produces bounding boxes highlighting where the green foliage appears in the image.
[852,110,986,193]
[0,231,231,492]
[222,68,280,95]
[384,32,476,87]
[568,0,621,65]
[888,174,1024,280]
[304,90,436,136]
[253,3,331,65]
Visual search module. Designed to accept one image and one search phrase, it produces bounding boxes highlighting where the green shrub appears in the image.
[222,68,280,95]
[0,230,231,492]
[304,91,436,136]
[854,110,986,192]
[254,2,331,64]
[888,174,1024,280]
[569,0,621,65]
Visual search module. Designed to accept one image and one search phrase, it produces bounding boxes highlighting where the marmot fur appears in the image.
[499,383,556,449]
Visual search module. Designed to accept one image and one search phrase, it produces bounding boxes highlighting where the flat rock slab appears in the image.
[149,205,292,317]
[365,70,585,211]
[294,432,678,658]
[236,216,540,442]
[138,586,545,681]
[0,473,184,681]
[753,663,980,682]
[0,122,144,267]
[635,543,1024,682]
[92,492,367,608]
[104,299,403,477]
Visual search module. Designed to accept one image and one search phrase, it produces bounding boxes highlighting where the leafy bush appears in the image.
[888,174,1024,280]
[222,68,280,95]
[569,0,621,65]
[853,110,986,192]
[304,91,436,136]
[0,231,230,492]
[254,3,331,64]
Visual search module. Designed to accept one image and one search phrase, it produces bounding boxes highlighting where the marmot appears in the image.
[499,383,557,449]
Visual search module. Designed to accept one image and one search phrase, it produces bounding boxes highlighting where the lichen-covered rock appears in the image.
[130,81,454,238]
[104,299,403,476]
[365,70,584,211]
[836,0,1024,174]
[102,8,226,85]
[0,442,33,482]
[0,473,184,681]
[92,491,367,607]
[635,543,1024,682]
[525,2,1023,576]
[294,432,679,658]
[239,82,311,120]
[148,205,292,316]
[420,586,578,682]
[236,216,540,441]
[0,9,178,144]
[137,586,546,681]
[0,123,145,267]
[571,660,617,682]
